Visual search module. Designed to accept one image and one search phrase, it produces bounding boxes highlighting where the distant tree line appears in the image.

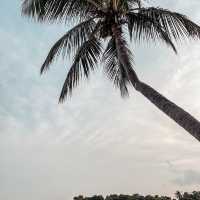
[74,191,200,200]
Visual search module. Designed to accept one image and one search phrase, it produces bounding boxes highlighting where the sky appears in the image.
[1,0,200,200]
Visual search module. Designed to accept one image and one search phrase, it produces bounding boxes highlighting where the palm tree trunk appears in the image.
[111,24,200,142]
[134,81,200,142]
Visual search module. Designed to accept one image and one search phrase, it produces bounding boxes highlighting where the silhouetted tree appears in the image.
[175,191,183,200]
[74,192,200,200]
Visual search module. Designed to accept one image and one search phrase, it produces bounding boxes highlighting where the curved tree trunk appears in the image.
[134,81,200,142]
[111,24,200,142]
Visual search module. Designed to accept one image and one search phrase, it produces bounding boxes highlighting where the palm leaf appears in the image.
[128,0,141,8]
[127,12,177,53]
[120,0,141,9]
[102,37,129,97]
[22,0,100,22]
[41,18,96,73]
[59,36,102,102]
[139,7,200,40]
[112,26,139,85]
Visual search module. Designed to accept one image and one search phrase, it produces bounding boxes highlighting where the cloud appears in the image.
[173,170,200,186]
[166,158,200,188]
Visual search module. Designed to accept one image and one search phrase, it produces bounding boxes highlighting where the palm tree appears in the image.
[22,0,200,141]
[175,191,183,200]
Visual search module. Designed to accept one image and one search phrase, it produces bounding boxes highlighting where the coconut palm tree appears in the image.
[175,191,183,200]
[22,0,200,141]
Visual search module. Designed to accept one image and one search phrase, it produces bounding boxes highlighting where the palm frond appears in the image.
[102,37,129,97]
[59,36,102,102]
[22,0,101,22]
[112,25,139,85]
[128,0,141,8]
[116,0,141,12]
[139,7,200,40]
[41,18,96,74]
[127,12,177,53]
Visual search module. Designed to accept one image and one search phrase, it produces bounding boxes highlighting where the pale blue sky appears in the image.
[1,1,200,200]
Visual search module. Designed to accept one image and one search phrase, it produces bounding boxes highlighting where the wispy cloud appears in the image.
[173,170,200,186]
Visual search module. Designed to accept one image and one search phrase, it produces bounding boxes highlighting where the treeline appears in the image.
[74,191,200,200]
